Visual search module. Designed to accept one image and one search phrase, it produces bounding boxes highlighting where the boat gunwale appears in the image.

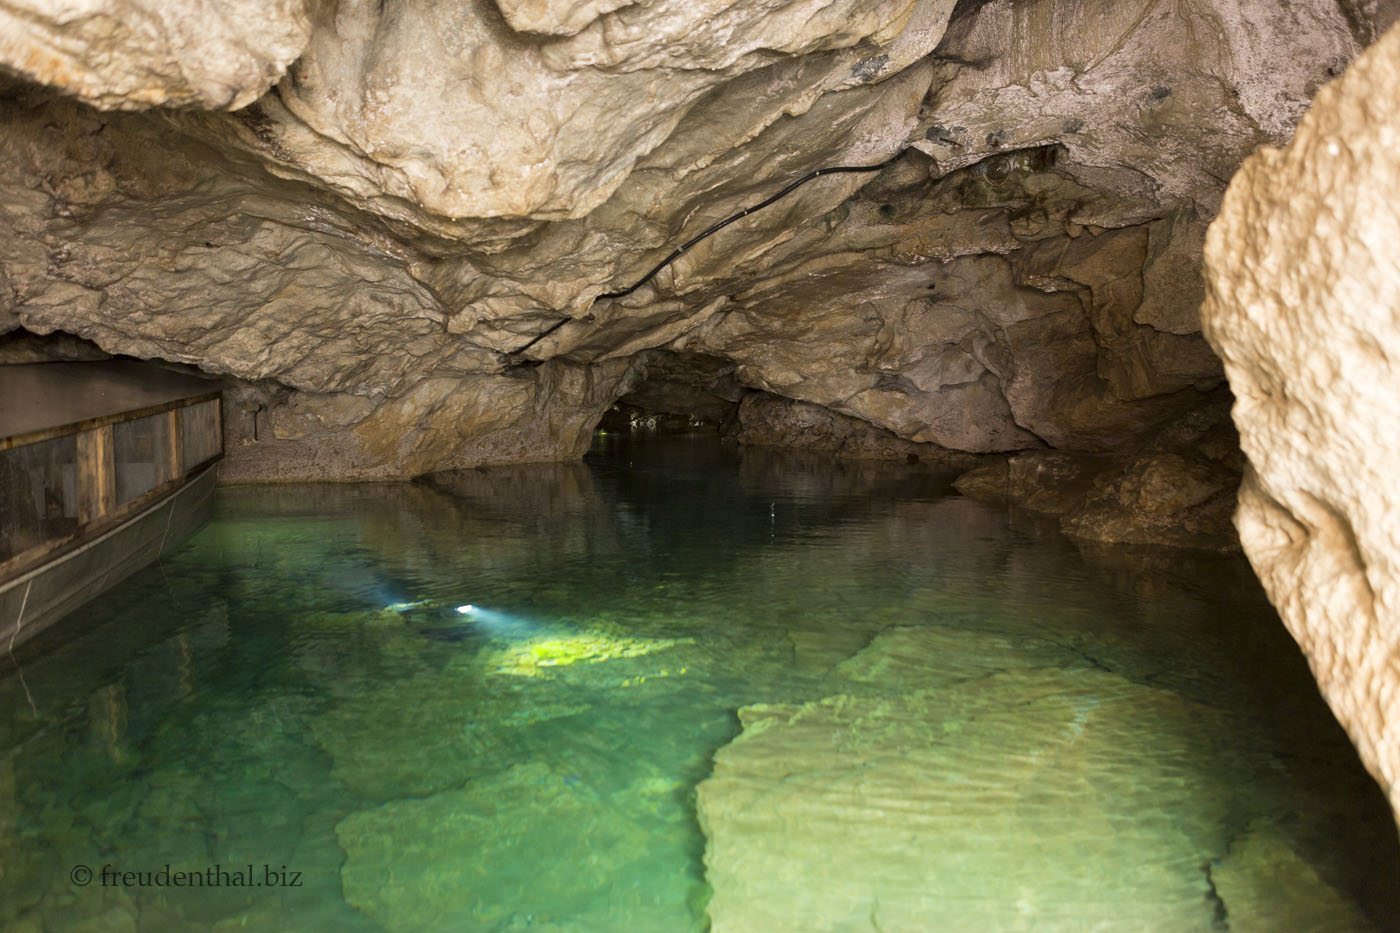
[0,390,224,451]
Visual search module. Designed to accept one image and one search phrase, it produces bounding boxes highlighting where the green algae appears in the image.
[483,626,694,677]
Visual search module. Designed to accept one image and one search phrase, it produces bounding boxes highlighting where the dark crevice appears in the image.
[1203,860,1231,931]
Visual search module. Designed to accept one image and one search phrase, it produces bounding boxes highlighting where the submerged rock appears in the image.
[1208,826,1375,933]
[834,623,1069,687]
[696,634,1378,931]
[337,761,700,931]
[698,669,1229,931]
[481,626,694,677]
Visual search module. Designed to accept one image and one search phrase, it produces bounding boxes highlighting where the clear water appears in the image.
[1,432,1396,932]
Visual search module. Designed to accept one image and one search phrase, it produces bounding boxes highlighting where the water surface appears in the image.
[1,432,1396,931]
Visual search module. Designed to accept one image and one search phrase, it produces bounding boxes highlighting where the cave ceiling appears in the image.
[0,0,1385,478]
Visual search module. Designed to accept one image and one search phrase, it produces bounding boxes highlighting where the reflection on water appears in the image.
[0,432,1395,931]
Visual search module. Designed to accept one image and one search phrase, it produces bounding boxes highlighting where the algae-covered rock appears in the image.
[482,626,694,677]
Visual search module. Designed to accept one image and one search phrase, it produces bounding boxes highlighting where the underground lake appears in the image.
[1,430,1397,931]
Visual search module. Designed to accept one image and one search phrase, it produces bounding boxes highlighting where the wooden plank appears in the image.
[163,408,181,485]
[0,464,219,652]
[215,398,224,456]
[1,391,222,451]
[75,426,115,523]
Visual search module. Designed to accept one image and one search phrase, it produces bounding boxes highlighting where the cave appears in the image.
[3,0,1400,928]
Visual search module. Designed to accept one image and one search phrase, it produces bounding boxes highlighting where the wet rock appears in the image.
[954,398,1242,550]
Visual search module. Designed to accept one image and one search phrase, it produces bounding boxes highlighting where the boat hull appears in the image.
[0,464,217,655]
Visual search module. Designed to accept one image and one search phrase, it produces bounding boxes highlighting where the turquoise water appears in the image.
[1,431,1396,931]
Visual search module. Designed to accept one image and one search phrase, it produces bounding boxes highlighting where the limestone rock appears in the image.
[953,451,1101,517]
[680,158,1228,455]
[1200,22,1400,823]
[176,0,956,224]
[218,358,640,482]
[0,329,108,364]
[1061,451,1238,550]
[0,0,1377,482]
[736,391,973,463]
[0,0,311,110]
[608,351,745,428]
[917,0,1359,203]
[954,397,1242,550]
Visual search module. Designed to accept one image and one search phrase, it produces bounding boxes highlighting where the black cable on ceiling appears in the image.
[506,147,913,362]
[599,147,913,300]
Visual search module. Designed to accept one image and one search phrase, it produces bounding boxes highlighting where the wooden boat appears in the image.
[0,361,223,656]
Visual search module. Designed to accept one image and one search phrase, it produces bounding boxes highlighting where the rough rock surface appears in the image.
[1201,23,1400,823]
[737,390,974,463]
[217,357,641,481]
[606,350,745,429]
[0,0,311,110]
[0,0,1381,482]
[953,394,1244,549]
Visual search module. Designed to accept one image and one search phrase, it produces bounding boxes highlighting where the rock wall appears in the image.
[0,0,1383,483]
[1201,22,1400,824]
[953,392,1243,551]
